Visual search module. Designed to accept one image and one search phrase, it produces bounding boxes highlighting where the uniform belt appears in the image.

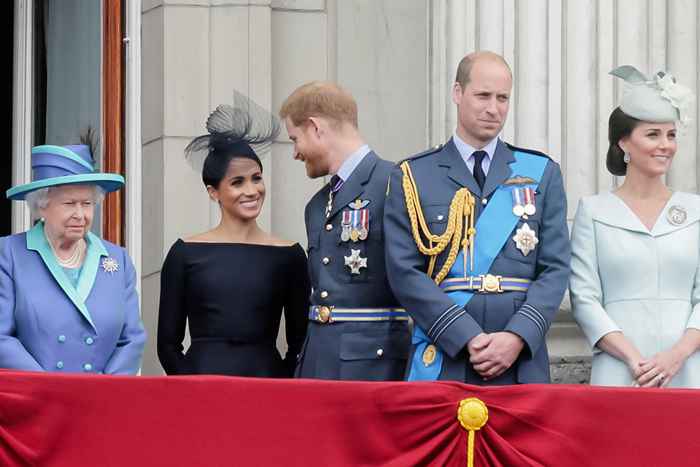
[439,274,531,293]
[308,306,408,324]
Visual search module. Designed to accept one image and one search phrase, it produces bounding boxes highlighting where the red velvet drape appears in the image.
[0,370,698,466]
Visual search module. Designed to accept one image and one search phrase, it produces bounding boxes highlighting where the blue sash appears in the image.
[408,151,548,381]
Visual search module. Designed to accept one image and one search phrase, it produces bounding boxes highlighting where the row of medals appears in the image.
[511,186,539,256]
[341,204,370,275]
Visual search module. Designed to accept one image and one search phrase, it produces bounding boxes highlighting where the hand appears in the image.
[635,348,686,388]
[469,332,524,380]
[467,333,491,354]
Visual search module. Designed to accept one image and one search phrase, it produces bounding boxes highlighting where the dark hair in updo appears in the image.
[186,93,280,188]
[200,138,263,188]
[606,107,642,176]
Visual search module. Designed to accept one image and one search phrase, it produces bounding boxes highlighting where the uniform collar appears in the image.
[334,144,371,183]
[452,132,499,162]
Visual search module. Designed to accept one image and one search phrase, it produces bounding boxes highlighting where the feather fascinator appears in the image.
[186,92,280,172]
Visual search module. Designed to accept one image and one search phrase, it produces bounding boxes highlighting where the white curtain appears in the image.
[44,0,101,156]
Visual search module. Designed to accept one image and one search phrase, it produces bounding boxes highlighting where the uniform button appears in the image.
[376,348,384,357]
[437,215,444,221]
[56,361,64,369]
[320,291,329,299]
[57,335,66,343]
[83,363,93,372]
[325,224,333,231]
[85,337,94,345]
[482,198,488,205]
[322,257,330,265]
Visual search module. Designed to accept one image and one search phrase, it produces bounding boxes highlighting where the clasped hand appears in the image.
[629,348,685,388]
[468,332,524,380]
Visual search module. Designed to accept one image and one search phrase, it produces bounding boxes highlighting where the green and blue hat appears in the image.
[6,145,125,201]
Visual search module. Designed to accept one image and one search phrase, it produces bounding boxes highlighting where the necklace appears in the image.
[49,239,86,268]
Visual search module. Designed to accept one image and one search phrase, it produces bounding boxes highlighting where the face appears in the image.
[40,184,96,243]
[452,58,512,147]
[207,157,265,221]
[285,117,330,179]
[619,122,677,177]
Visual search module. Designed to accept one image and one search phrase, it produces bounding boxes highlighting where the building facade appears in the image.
[8,0,700,377]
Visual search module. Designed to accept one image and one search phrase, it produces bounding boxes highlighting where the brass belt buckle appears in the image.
[317,305,333,323]
[479,274,503,293]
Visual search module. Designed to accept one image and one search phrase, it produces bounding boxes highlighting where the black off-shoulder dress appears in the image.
[157,239,310,377]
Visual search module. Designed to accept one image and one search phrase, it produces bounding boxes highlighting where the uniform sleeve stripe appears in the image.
[433,309,466,343]
[521,304,547,329]
[517,310,545,335]
[427,304,460,337]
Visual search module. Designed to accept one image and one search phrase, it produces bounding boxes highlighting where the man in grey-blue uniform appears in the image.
[280,81,410,380]
[384,51,570,384]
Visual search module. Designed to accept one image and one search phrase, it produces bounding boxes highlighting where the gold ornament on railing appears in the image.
[458,398,489,467]
[400,162,476,285]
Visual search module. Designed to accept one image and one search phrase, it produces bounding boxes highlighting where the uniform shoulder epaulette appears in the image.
[505,143,552,160]
[398,144,444,165]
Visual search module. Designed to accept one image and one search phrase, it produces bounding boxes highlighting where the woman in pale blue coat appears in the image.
[570,66,700,388]
[0,144,146,374]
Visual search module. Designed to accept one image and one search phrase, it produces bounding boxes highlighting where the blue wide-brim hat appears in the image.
[6,145,125,200]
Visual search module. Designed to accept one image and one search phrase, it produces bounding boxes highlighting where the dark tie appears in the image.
[472,151,487,190]
[325,175,343,218]
[330,174,343,193]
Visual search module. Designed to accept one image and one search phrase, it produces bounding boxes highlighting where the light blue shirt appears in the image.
[452,132,499,177]
[333,144,371,183]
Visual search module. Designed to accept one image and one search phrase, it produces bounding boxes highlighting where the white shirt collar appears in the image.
[452,131,499,161]
[334,144,371,182]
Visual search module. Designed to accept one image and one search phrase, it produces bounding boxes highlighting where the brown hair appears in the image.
[279,81,358,128]
[606,107,643,176]
[455,51,512,88]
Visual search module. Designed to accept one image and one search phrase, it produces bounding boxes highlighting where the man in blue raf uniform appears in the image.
[280,81,409,380]
[384,51,570,384]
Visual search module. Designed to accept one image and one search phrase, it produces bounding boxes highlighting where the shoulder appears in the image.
[505,142,553,161]
[265,234,298,248]
[576,193,613,216]
[99,237,133,261]
[397,144,445,166]
[672,191,700,219]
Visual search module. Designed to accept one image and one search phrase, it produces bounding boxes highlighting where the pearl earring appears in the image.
[623,152,631,164]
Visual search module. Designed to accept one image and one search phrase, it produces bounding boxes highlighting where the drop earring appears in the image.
[623,152,631,164]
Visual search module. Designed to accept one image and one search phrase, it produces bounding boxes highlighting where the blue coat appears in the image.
[384,139,570,383]
[0,223,146,374]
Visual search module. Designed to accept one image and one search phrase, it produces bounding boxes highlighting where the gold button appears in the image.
[318,306,332,323]
[320,291,329,299]
[376,348,384,357]
[325,224,333,231]
[482,198,488,205]
[322,257,330,265]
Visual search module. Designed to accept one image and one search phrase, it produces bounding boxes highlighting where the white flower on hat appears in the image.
[655,72,694,126]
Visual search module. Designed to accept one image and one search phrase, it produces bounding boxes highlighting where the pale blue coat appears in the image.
[0,223,146,374]
[570,191,700,388]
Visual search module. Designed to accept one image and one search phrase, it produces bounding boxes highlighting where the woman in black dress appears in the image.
[157,96,310,377]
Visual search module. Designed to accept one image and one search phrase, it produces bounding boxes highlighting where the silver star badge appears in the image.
[512,222,539,256]
[101,257,119,274]
[344,249,367,275]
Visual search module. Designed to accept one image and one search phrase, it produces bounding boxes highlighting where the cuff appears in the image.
[429,305,483,359]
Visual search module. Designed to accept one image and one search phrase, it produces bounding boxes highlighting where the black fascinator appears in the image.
[186,92,280,187]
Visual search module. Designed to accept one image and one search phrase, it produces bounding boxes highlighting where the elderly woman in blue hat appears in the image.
[570,66,700,388]
[0,144,146,374]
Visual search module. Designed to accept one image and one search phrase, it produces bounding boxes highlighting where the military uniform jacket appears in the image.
[384,139,570,383]
[296,151,410,380]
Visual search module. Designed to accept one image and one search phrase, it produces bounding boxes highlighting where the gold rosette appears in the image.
[457,398,488,467]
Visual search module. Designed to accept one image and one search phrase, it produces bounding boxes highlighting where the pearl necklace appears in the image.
[49,239,86,268]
